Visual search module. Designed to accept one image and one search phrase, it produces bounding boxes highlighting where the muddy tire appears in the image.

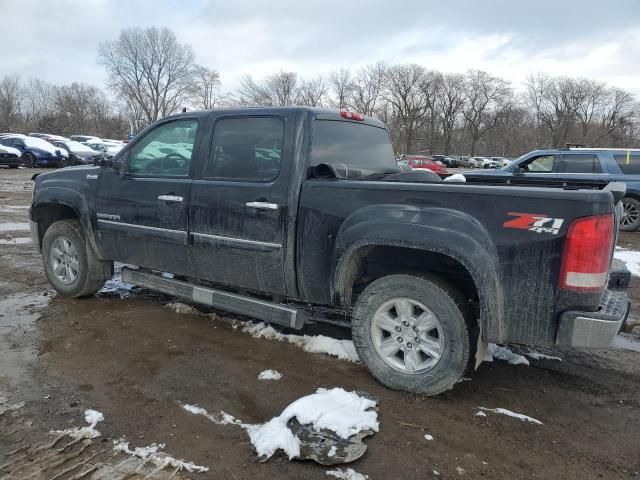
[42,219,113,298]
[352,274,474,396]
[620,197,640,232]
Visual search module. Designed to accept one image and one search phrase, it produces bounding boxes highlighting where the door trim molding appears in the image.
[191,232,282,251]
[97,219,187,244]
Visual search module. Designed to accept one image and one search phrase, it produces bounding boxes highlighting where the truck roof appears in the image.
[163,106,387,129]
[525,147,640,156]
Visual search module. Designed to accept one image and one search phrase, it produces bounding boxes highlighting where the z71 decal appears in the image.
[504,212,564,235]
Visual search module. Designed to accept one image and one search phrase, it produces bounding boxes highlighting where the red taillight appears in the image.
[340,110,364,121]
[559,214,614,292]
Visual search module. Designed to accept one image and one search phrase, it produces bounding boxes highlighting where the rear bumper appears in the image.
[556,288,630,347]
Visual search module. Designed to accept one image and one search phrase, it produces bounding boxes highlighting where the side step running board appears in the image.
[122,267,304,330]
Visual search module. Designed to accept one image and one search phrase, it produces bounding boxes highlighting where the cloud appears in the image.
[1,0,639,96]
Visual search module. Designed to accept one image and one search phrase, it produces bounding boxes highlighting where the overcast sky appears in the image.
[3,0,640,96]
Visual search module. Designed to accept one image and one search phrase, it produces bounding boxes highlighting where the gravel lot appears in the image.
[1,168,640,479]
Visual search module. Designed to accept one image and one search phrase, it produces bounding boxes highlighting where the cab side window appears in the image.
[615,154,640,174]
[204,117,283,181]
[559,154,602,173]
[521,154,556,173]
[127,119,198,176]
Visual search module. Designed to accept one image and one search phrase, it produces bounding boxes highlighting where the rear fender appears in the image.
[332,205,504,340]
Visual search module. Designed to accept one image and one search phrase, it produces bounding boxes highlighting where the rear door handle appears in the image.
[246,201,278,210]
[158,194,183,203]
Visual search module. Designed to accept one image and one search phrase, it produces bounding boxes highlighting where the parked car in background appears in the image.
[83,141,124,158]
[466,147,640,231]
[70,135,101,143]
[52,141,103,166]
[0,135,68,167]
[481,157,501,169]
[433,155,459,168]
[467,157,484,168]
[404,155,448,175]
[0,144,22,168]
[491,157,511,167]
[29,133,68,142]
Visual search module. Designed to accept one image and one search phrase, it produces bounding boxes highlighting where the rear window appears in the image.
[310,120,396,173]
[560,154,602,173]
[614,153,640,174]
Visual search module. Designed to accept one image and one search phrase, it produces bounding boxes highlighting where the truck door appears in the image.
[95,117,201,275]
[189,114,293,295]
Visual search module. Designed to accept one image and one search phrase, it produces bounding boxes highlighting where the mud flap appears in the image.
[475,326,487,370]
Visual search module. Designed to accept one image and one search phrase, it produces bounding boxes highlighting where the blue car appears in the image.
[0,135,68,168]
[466,147,640,231]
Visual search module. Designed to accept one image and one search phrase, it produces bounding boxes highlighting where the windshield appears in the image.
[66,141,96,154]
[310,120,397,173]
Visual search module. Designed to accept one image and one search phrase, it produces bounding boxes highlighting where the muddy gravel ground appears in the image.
[1,168,640,480]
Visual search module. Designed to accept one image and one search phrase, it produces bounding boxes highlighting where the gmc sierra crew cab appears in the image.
[29,107,631,395]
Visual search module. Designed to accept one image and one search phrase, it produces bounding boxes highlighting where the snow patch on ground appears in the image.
[98,275,134,298]
[0,401,25,415]
[113,439,209,473]
[326,468,369,479]
[0,237,32,245]
[52,409,104,439]
[424,434,433,441]
[258,369,283,380]
[525,351,562,361]
[166,302,201,315]
[485,343,529,366]
[0,222,30,232]
[614,248,640,276]
[243,322,359,362]
[478,407,542,425]
[182,388,378,461]
[613,333,640,352]
[475,411,487,417]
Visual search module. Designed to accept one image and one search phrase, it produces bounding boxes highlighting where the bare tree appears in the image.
[462,70,512,155]
[349,62,387,116]
[53,82,107,135]
[189,65,221,110]
[329,69,352,109]
[237,70,298,106]
[594,87,635,144]
[297,76,328,107]
[0,74,22,131]
[98,27,196,125]
[437,73,466,155]
[22,78,55,127]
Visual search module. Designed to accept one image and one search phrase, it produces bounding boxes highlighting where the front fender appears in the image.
[31,185,102,258]
[332,205,504,340]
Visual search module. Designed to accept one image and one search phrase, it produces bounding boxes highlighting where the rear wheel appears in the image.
[22,153,35,168]
[351,274,475,395]
[621,198,640,232]
[42,219,113,297]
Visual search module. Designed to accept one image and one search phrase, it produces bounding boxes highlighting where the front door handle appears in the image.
[158,194,183,203]
[246,201,278,210]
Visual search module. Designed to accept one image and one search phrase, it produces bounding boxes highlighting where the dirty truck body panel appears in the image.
[30,107,629,354]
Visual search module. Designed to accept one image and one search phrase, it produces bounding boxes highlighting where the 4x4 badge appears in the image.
[504,212,564,235]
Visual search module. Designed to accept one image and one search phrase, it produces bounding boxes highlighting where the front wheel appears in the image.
[620,198,640,232]
[42,219,113,297]
[22,153,35,168]
[351,274,475,396]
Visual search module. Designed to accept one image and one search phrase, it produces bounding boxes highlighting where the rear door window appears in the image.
[204,116,283,182]
[614,153,640,174]
[559,154,602,173]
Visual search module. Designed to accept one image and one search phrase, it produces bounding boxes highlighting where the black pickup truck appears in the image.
[29,107,631,395]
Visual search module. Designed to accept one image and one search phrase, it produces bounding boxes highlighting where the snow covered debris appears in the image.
[478,407,542,425]
[328,446,337,457]
[424,434,434,441]
[98,275,134,298]
[113,439,209,473]
[326,468,369,480]
[52,409,104,439]
[258,369,283,380]
[182,388,378,462]
[243,322,359,362]
[456,466,466,475]
[484,343,529,366]
[166,302,201,315]
[443,173,466,182]
[614,248,640,276]
[525,351,562,361]
[475,411,487,417]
